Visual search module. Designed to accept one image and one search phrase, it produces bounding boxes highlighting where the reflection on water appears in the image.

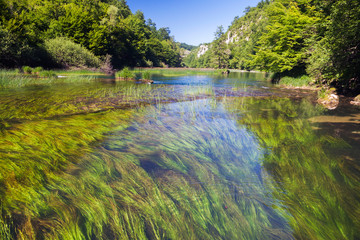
[0,73,359,239]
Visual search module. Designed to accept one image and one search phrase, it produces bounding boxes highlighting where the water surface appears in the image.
[0,72,359,239]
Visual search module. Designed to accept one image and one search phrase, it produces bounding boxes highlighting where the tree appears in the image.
[253,1,318,73]
[326,0,360,93]
[212,25,230,68]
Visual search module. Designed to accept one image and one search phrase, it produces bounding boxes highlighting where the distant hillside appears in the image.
[183,0,269,69]
[183,0,360,94]
[179,43,197,51]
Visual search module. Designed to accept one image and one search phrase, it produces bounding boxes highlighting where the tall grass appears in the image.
[133,68,224,77]
[0,70,105,89]
[0,70,36,89]
[278,75,313,87]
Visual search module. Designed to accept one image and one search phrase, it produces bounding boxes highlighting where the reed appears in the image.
[278,75,313,87]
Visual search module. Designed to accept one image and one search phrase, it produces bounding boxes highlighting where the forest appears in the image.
[0,0,182,69]
[184,0,360,95]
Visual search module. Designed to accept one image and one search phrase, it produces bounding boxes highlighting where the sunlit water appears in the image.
[0,72,359,239]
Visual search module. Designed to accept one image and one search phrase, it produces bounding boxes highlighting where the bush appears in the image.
[33,67,43,74]
[116,67,135,79]
[44,37,100,69]
[142,71,151,80]
[22,66,33,74]
[99,54,113,74]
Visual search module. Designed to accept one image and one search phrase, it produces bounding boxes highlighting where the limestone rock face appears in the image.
[197,45,209,58]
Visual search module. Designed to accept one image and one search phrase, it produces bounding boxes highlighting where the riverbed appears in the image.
[0,72,359,239]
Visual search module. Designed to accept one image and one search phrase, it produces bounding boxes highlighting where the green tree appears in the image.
[326,0,360,93]
[211,25,230,68]
[253,1,318,73]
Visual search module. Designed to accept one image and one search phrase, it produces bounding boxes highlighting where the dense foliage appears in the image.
[184,0,360,94]
[0,0,182,69]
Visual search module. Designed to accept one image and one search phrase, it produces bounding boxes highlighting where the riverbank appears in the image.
[268,73,360,110]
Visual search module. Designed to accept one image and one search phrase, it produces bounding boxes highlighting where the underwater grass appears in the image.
[0,72,359,239]
[224,97,359,240]
[0,81,176,124]
[0,100,292,239]
[0,108,135,239]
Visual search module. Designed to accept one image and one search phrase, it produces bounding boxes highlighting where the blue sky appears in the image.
[127,0,260,46]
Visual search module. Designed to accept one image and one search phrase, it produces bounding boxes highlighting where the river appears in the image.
[0,72,359,239]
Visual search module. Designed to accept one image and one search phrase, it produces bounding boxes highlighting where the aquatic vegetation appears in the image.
[225,97,360,239]
[0,72,358,239]
[183,85,215,98]
[116,67,136,80]
[0,70,36,89]
[133,68,223,77]
[53,69,105,75]
[142,71,151,80]
[278,75,313,87]
[39,70,58,78]
[0,100,292,239]
[0,108,135,239]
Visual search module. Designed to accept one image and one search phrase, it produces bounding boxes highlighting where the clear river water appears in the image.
[0,72,359,239]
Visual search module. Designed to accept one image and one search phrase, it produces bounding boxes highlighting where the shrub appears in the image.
[99,54,113,74]
[33,67,43,74]
[44,37,100,69]
[142,71,151,80]
[22,66,33,74]
[116,67,135,79]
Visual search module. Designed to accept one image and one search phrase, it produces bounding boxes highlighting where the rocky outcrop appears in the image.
[318,91,339,110]
[225,31,238,44]
[350,95,360,106]
[197,45,209,58]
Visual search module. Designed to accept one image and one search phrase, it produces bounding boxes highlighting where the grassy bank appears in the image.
[276,75,314,88]
[132,68,225,77]
[0,69,104,89]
